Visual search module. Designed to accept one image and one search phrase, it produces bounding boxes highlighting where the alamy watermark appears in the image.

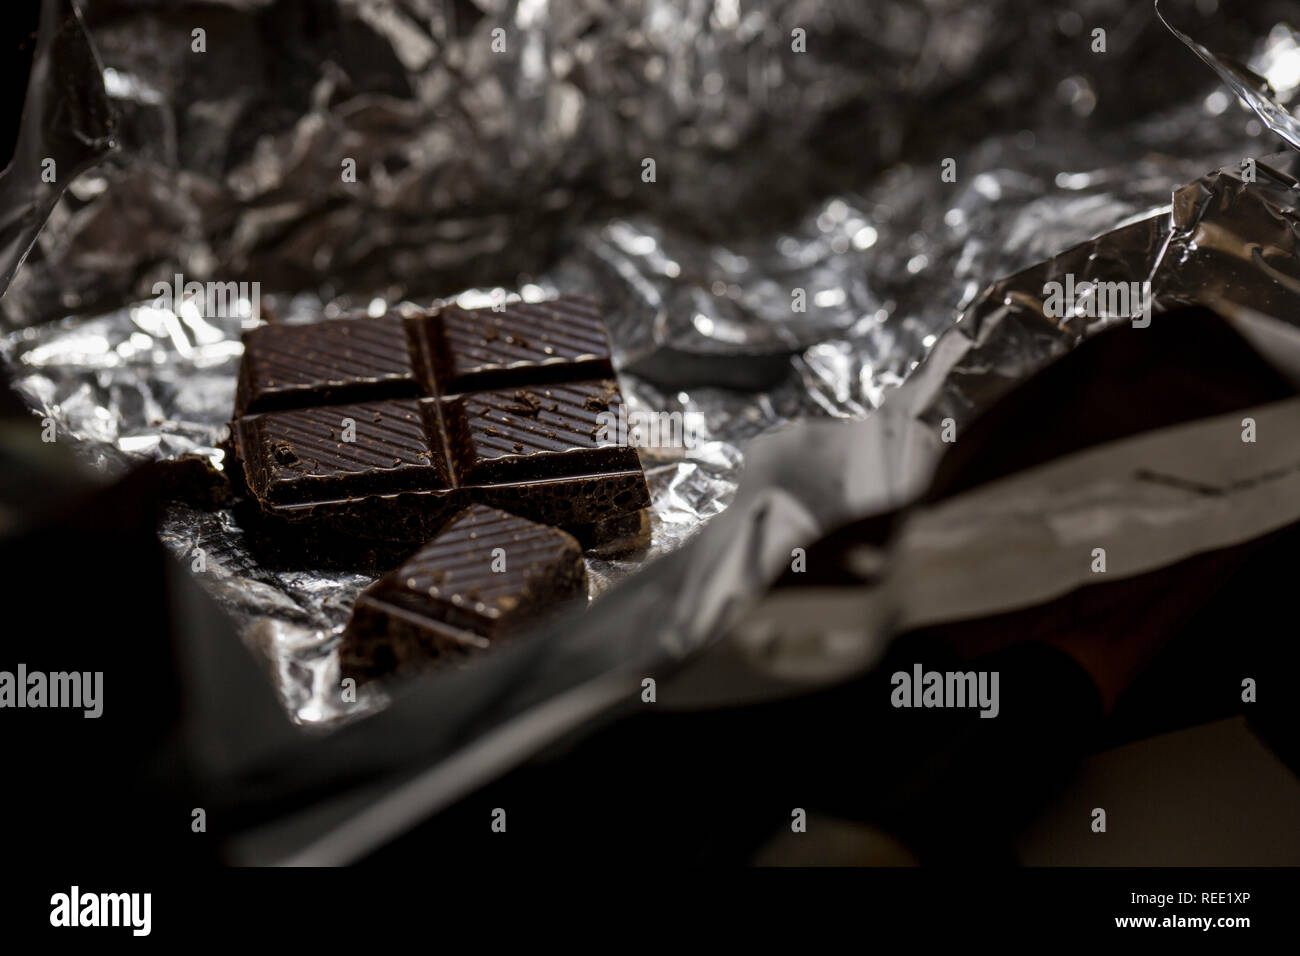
[1043,274,1152,328]
[50,886,150,936]
[596,405,704,450]
[152,273,261,328]
[890,664,999,718]
[0,664,102,718]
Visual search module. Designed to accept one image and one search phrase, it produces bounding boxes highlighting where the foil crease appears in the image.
[4,1,1300,729]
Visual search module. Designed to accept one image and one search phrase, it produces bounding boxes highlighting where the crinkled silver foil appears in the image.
[4,1,1300,733]
[0,0,116,295]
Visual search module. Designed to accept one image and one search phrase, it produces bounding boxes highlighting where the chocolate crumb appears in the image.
[510,390,543,415]
[272,441,300,465]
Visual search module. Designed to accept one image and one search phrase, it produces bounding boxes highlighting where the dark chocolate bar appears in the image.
[341,504,587,678]
[225,297,651,557]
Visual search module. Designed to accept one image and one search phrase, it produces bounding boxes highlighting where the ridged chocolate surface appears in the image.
[442,379,639,483]
[342,505,587,675]
[235,315,423,414]
[371,504,584,630]
[427,298,613,394]
[239,398,449,504]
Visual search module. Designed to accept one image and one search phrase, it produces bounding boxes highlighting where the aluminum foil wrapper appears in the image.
[0,0,116,295]
[4,0,1300,739]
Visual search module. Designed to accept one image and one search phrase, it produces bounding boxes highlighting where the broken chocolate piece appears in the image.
[564,507,652,558]
[341,505,587,678]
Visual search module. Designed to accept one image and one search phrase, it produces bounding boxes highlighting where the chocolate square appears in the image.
[441,379,639,484]
[422,298,614,394]
[235,314,428,415]
[342,504,587,677]
[235,398,450,505]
